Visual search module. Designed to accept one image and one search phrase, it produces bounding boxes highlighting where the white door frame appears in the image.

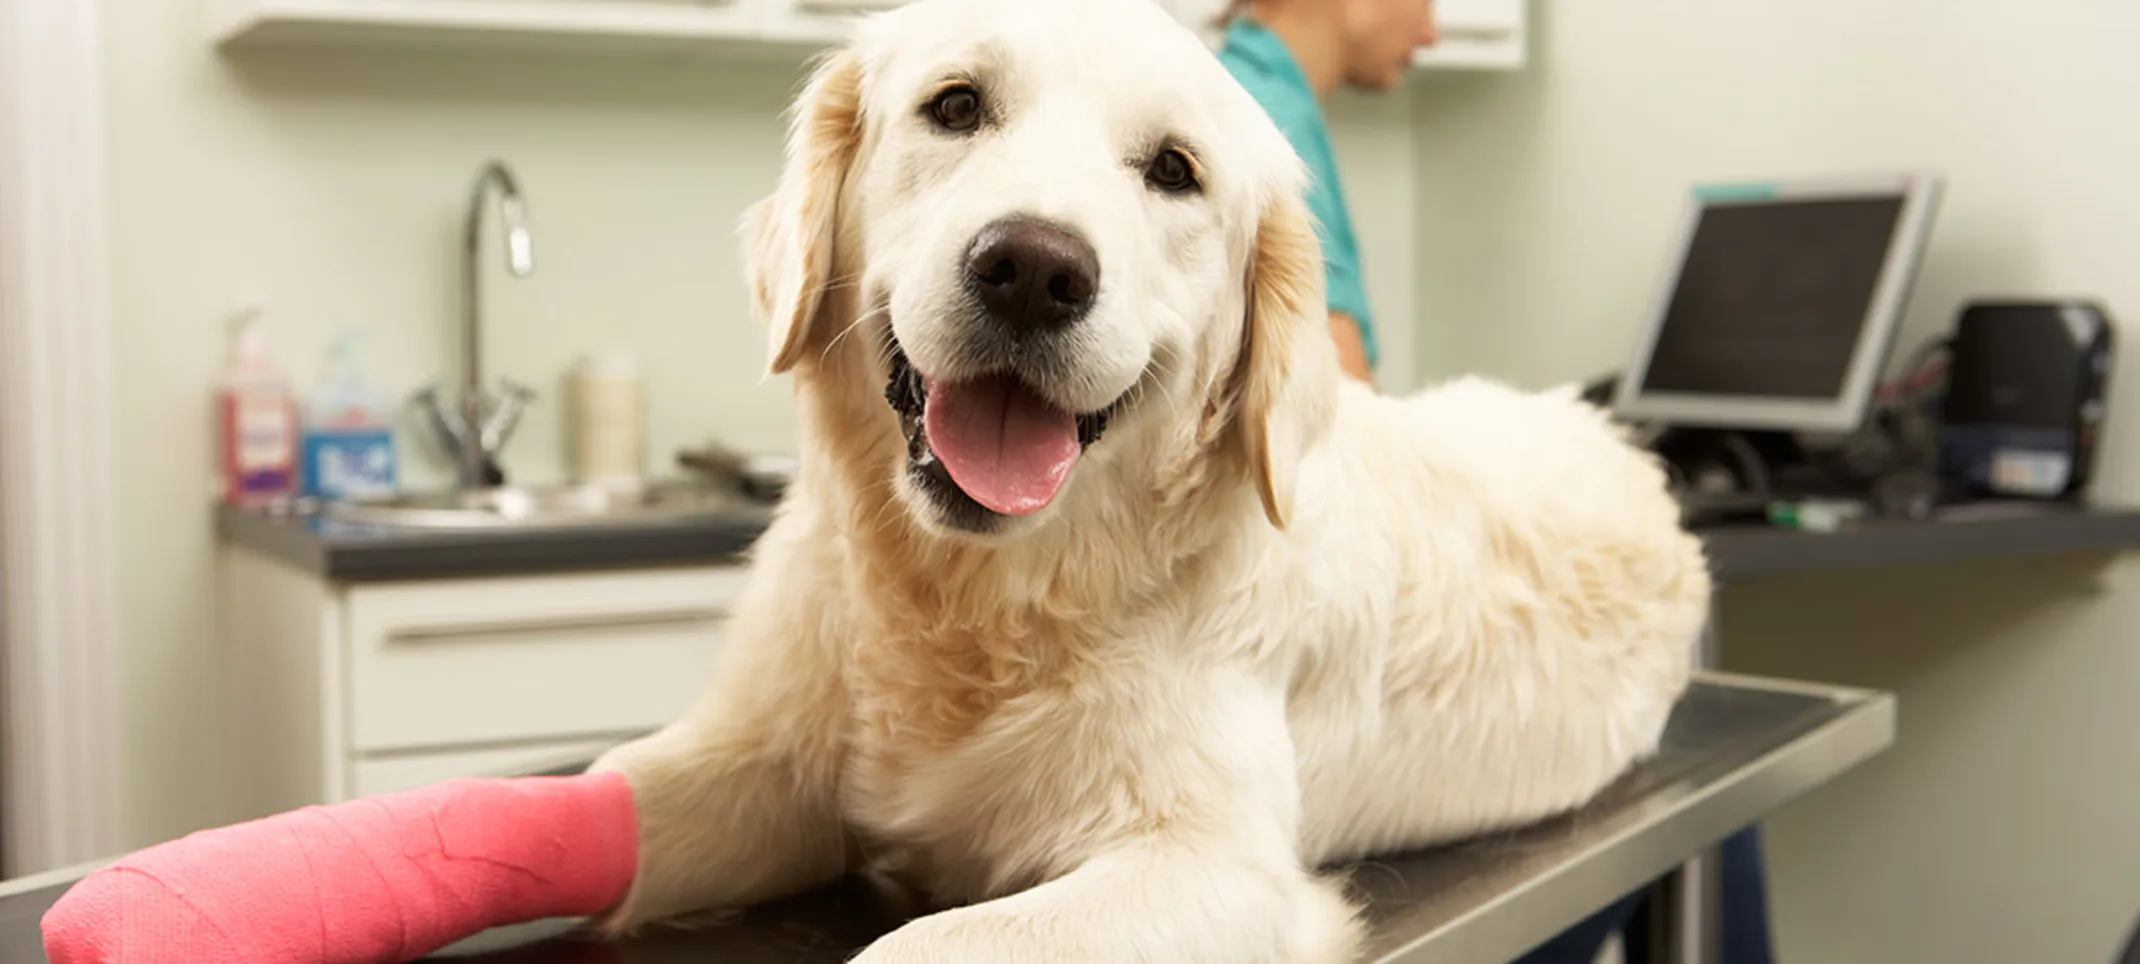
[0,0,126,877]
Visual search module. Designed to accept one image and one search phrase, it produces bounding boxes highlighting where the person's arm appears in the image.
[1214,27,1377,387]
[1329,311,1373,384]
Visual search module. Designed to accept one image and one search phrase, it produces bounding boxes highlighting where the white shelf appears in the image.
[212,0,1528,70]
[211,0,789,56]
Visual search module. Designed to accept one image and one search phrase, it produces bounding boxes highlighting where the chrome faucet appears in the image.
[418,160,537,489]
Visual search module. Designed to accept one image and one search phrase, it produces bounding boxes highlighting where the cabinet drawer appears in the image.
[350,737,627,799]
[344,566,744,752]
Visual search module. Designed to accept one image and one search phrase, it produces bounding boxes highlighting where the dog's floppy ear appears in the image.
[744,47,864,376]
[1236,191,1340,530]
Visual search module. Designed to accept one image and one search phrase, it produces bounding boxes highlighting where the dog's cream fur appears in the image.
[588,1,1711,960]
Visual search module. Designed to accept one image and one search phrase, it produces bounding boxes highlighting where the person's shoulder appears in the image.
[1216,22,1339,190]
[1215,19,1320,126]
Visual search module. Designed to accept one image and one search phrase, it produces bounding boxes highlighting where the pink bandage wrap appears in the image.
[41,771,638,964]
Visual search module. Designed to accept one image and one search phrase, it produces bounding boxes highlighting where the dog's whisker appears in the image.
[1149,356,1185,399]
[816,269,866,292]
[822,303,888,362]
[869,324,897,368]
[864,477,911,539]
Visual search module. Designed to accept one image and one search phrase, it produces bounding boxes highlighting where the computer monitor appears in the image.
[1611,172,1943,434]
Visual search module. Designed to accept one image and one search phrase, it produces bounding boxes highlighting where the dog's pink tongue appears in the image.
[924,375,1081,516]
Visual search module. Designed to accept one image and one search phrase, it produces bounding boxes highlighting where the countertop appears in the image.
[0,673,1894,964]
[217,495,2140,585]
[214,499,777,582]
[1700,498,2140,580]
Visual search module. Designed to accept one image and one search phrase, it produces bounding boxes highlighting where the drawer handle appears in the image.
[386,606,729,644]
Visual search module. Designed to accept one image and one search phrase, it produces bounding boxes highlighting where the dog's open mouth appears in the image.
[886,341,1115,519]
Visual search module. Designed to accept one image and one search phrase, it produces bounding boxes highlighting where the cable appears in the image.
[1815,334,1954,490]
[1718,431,1773,495]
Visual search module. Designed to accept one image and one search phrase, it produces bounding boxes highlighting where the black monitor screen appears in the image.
[1638,196,1904,399]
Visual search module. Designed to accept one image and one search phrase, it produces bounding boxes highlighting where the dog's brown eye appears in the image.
[925,85,984,133]
[1146,148,1198,194]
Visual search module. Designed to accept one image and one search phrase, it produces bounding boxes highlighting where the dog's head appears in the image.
[747,0,1337,539]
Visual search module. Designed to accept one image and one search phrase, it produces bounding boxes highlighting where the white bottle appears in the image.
[569,350,645,488]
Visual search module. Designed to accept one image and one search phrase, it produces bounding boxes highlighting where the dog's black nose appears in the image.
[964,217,1099,333]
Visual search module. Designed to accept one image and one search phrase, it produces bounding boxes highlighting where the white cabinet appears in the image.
[1413,0,1527,71]
[1155,0,1527,71]
[351,738,626,797]
[221,545,741,818]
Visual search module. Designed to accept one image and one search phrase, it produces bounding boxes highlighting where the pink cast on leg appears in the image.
[42,771,638,964]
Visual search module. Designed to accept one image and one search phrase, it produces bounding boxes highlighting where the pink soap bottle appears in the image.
[217,302,298,507]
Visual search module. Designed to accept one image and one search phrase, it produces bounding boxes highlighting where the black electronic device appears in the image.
[1938,300,2115,500]
[1600,172,1945,522]
[1612,173,1943,434]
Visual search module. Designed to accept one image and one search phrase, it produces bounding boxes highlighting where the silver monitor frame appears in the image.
[1610,172,1944,434]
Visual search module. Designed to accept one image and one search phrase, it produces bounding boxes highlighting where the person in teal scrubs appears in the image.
[1216,0,1439,385]
[1218,8,1780,964]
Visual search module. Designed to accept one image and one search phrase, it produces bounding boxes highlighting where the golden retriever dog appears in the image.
[587,0,1711,959]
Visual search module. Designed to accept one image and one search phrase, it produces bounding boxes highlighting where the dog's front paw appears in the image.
[850,906,1033,964]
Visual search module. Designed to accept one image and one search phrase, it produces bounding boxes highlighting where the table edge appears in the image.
[1368,674,1896,964]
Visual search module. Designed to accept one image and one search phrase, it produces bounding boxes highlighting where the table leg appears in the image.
[1653,602,1727,964]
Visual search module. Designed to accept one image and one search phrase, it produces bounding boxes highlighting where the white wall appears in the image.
[107,3,795,847]
[101,0,1426,848]
[1411,1,2140,960]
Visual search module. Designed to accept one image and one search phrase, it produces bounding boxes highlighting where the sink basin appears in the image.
[324,479,764,531]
